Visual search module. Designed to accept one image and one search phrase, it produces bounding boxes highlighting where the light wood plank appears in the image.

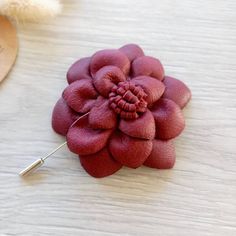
[0,0,235,235]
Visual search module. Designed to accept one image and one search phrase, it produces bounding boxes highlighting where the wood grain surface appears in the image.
[0,0,235,235]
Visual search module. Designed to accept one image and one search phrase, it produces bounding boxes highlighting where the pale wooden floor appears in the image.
[0,0,236,235]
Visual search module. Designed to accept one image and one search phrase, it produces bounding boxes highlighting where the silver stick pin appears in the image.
[19,112,89,177]
[19,141,67,176]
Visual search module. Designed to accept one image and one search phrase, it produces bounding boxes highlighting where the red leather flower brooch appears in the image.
[52,44,191,178]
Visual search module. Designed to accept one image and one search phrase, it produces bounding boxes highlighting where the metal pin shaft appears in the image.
[19,141,67,176]
[19,112,89,177]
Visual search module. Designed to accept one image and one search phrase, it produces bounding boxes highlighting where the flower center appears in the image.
[109,81,148,119]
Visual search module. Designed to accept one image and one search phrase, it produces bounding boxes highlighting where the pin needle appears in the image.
[19,141,67,176]
[19,112,89,177]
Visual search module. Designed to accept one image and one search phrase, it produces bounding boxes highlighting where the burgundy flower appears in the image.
[52,44,191,178]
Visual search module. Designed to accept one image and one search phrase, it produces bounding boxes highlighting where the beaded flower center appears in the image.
[108,81,148,119]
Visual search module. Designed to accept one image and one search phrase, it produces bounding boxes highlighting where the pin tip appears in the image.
[19,159,44,177]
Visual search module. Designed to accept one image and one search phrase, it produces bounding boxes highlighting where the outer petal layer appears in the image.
[67,57,91,84]
[151,98,185,140]
[93,66,126,97]
[67,114,113,155]
[119,44,144,62]
[90,49,130,77]
[144,139,175,169]
[109,131,153,168]
[52,98,78,136]
[132,76,165,104]
[89,97,117,129]
[119,109,155,139]
[132,56,164,81]
[63,79,98,113]
[162,76,191,109]
[79,147,122,178]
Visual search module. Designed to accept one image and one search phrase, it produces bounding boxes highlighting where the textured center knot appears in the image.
[109,81,148,119]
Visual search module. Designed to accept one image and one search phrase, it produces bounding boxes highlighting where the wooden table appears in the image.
[0,0,235,235]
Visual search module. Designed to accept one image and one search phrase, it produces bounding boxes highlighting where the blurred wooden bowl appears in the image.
[0,16,18,83]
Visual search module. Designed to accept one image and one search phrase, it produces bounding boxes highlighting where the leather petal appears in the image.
[89,97,117,129]
[63,79,98,113]
[52,98,78,136]
[151,98,185,140]
[67,114,113,155]
[67,57,91,84]
[119,44,144,62]
[109,131,153,168]
[144,139,176,169]
[132,76,165,104]
[119,109,155,139]
[90,49,130,77]
[93,66,126,97]
[132,56,165,81]
[79,147,122,178]
[162,76,191,109]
